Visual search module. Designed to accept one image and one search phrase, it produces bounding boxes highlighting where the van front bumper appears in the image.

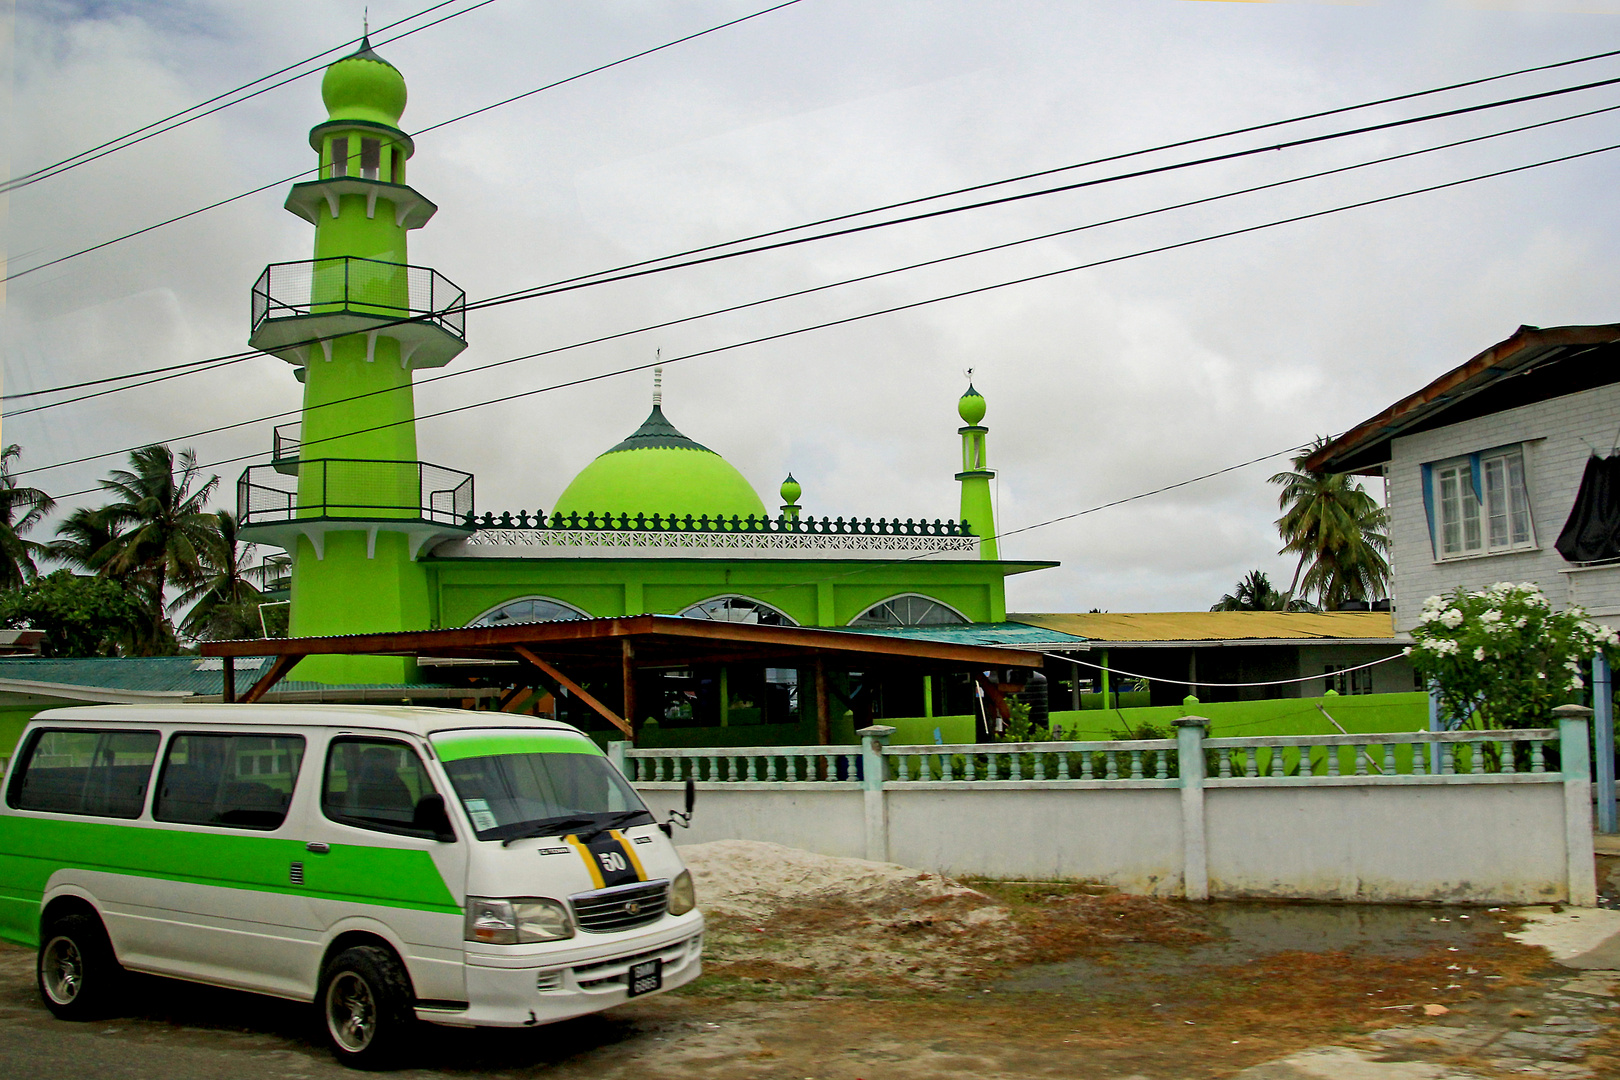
[424,913,704,1027]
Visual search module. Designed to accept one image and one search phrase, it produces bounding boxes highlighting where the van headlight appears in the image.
[464,897,573,944]
[668,869,697,916]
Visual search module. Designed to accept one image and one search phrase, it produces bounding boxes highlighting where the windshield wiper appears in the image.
[575,809,654,843]
[499,816,598,847]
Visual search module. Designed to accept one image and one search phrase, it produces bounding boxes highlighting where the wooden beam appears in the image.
[622,639,638,736]
[814,657,830,746]
[501,688,538,714]
[222,656,235,703]
[240,654,303,704]
[513,645,632,739]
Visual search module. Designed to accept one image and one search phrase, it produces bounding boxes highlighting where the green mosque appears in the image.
[226,38,1058,734]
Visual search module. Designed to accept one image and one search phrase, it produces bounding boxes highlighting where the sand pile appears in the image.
[679,840,1012,991]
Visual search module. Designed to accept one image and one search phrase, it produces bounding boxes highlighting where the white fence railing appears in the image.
[612,708,1599,906]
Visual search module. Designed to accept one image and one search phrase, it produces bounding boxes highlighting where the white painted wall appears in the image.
[1386,381,1620,633]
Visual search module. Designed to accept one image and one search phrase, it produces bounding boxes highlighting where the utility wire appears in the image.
[12,80,1620,412]
[13,99,1614,461]
[1045,651,1404,690]
[2,0,495,194]
[1,0,810,285]
[33,132,1620,499]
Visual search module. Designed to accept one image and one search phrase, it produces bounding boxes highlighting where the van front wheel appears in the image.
[37,912,122,1020]
[320,946,415,1069]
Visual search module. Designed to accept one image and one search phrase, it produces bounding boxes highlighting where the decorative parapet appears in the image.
[463,510,973,536]
[430,510,982,561]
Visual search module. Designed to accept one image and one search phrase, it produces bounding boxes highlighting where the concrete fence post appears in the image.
[1594,654,1615,835]
[1174,716,1210,901]
[1555,703,1598,907]
[606,740,629,779]
[858,725,895,864]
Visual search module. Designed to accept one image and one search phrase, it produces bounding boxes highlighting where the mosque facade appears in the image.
[235,40,1056,698]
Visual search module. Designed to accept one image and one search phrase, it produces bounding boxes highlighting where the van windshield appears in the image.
[432,731,651,843]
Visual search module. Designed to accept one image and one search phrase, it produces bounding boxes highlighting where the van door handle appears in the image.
[306,842,330,854]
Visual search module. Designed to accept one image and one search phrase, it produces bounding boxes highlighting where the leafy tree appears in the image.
[49,505,123,576]
[0,571,149,657]
[1211,570,1316,612]
[0,445,55,589]
[94,445,219,652]
[173,510,278,640]
[1271,439,1391,610]
[1407,582,1618,729]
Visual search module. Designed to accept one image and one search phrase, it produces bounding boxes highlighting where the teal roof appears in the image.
[838,622,1089,649]
[0,656,456,699]
[605,405,714,454]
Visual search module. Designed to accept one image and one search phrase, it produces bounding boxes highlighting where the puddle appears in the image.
[997,901,1505,998]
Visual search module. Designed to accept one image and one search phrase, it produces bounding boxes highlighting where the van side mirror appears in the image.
[659,778,696,838]
[414,794,456,842]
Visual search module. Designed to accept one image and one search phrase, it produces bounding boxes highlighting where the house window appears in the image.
[330,136,349,178]
[1325,664,1373,695]
[360,138,381,180]
[1430,447,1533,559]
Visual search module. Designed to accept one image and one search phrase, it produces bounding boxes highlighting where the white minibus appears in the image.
[0,705,701,1067]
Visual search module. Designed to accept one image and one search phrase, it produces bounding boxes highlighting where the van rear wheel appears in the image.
[320,945,415,1069]
[37,912,122,1020]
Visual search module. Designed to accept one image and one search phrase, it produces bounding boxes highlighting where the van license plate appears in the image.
[628,959,662,997]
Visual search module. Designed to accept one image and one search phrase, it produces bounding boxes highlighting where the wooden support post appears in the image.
[501,688,538,714]
[622,639,637,735]
[240,654,304,704]
[222,656,236,704]
[513,645,632,739]
[815,657,830,746]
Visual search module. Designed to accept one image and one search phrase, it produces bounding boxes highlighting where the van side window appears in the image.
[154,734,306,831]
[7,728,159,818]
[323,738,440,838]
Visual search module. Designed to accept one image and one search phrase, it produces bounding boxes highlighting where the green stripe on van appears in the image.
[0,816,459,948]
[431,730,601,762]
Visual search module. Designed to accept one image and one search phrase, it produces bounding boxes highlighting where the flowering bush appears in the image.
[1406,582,1619,729]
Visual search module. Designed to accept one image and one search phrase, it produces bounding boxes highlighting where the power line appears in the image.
[1,0,496,195]
[13,77,1620,414]
[1,0,811,285]
[33,132,1620,499]
[15,98,1614,464]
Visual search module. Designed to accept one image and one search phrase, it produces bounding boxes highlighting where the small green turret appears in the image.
[780,474,802,521]
[955,381,996,559]
[320,38,407,126]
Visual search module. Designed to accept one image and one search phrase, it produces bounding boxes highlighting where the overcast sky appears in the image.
[6,0,1620,615]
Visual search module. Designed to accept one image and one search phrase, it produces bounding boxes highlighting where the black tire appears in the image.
[36,911,123,1020]
[319,945,416,1070]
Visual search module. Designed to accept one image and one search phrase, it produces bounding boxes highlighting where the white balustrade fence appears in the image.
[613,709,1600,906]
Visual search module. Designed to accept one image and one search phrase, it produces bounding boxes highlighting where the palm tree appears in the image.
[1212,570,1290,611]
[96,445,220,650]
[173,510,274,640]
[0,446,56,589]
[49,505,124,576]
[1271,439,1391,610]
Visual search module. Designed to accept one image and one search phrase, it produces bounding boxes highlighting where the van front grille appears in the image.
[570,880,669,933]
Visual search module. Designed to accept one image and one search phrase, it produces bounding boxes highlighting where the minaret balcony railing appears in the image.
[249,256,467,369]
[465,509,975,536]
[238,459,474,529]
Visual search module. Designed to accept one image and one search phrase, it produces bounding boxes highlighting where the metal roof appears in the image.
[1307,323,1620,475]
[844,621,1091,650]
[1009,611,1398,645]
[0,656,490,705]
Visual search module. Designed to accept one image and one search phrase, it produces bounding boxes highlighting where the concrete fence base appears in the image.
[619,708,1598,906]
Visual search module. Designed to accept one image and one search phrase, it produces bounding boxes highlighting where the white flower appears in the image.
[1480,610,1503,625]
[1439,609,1464,629]
[1402,646,1413,657]
[1514,616,1529,628]
[1474,647,1486,661]
[1571,676,1586,690]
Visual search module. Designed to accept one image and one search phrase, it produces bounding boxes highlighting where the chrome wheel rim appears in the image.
[325,972,375,1052]
[41,936,83,1005]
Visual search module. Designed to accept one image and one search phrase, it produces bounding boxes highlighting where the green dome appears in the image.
[552,405,768,523]
[779,474,802,505]
[958,383,987,425]
[321,38,407,128]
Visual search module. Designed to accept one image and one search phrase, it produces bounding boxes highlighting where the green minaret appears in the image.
[955,382,997,559]
[240,38,471,683]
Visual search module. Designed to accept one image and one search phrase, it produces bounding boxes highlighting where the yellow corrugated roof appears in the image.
[1009,611,1397,643]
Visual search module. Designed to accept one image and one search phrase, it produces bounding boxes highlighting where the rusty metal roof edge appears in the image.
[1305,323,1620,474]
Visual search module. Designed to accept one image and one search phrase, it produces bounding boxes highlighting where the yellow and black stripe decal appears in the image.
[565,830,648,889]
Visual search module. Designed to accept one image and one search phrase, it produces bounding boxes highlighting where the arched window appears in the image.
[849,594,969,628]
[467,596,590,627]
[679,596,796,626]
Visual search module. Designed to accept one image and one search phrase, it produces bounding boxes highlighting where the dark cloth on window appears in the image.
[1557,454,1620,563]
